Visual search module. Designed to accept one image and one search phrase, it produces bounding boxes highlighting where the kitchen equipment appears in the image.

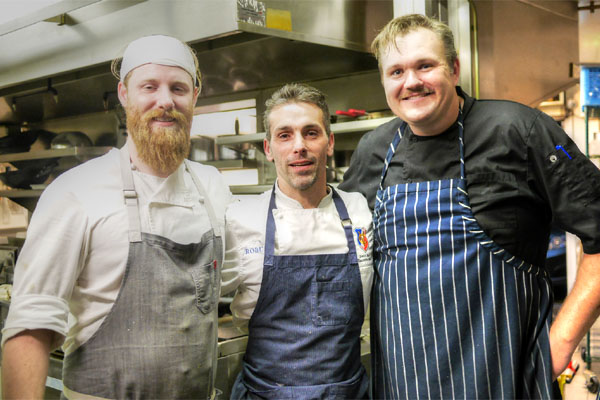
[51,131,92,149]
[0,159,58,189]
[0,129,51,154]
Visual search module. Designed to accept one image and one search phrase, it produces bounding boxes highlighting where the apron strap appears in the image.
[263,187,277,266]
[120,143,142,243]
[184,159,222,238]
[264,184,359,266]
[378,106,466,194]
[119,145,222,243]
[378,123,405,193]
[331,187,358,265]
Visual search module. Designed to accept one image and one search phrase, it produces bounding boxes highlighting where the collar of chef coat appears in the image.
[123,147,200,208]
[273,179,333,210]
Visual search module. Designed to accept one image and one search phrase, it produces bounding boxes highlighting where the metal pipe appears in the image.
[469,0,480,99]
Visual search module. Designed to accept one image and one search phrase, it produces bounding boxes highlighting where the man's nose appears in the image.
[156,87,175,110]
[292,133,307,153]
[404,69,423,89]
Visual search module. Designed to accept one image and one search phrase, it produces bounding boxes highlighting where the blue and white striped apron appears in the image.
[371,109,553,399]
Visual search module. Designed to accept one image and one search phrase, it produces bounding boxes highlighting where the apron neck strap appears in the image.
[378,106,466,193]
[183,159,222,238]
[119,145,222,243]
[120,143,142,243]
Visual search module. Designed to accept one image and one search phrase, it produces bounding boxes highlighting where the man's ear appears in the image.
[264,138,274,162]
[327,132,335,157]
[117,81,128,108]
[451,58,460,85]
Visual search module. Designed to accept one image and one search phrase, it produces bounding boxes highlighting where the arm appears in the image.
[2,329,54,399]
[550,252,600,379]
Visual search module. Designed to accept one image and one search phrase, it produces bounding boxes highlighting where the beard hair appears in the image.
[126,106,192,176]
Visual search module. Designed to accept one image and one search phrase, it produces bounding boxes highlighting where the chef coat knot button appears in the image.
[549,155,558,163]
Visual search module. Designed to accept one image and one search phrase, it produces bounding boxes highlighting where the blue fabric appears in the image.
[370,116,554,399]
[237,187,368,399]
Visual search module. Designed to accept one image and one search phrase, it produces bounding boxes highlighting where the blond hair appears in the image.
[371,14,457,72]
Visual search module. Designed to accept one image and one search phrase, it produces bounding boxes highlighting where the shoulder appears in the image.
[186,160,230,192]
[226,190,271,230]
[468,98,547,141]
[39,147,120,206]
[334,188,372,226]
[186,160,233,216]
[356,117,403,151]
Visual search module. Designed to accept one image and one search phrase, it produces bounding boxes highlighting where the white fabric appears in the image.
[120,35,196,84]
[2,146,232,354]
[222,184,374,332]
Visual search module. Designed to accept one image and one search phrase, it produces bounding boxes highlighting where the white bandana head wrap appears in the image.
[120,35,197,85]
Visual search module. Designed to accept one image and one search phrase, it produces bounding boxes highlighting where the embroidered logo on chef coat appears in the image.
[244,246,264,255]
[354,228,369,251]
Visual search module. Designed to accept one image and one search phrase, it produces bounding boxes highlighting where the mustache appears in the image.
[141,109,188,125]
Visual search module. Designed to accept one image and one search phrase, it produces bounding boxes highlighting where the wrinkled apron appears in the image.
[371,110,553,399]
[232,187,368,399]
[63,147,222,399]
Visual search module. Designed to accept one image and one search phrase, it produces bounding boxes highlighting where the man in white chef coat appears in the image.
[222,83,373,399]
[1,35,231,399]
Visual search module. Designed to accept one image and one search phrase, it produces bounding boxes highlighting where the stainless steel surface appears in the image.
[237,0,392,52]
[204,159,258,170]
[216,116,396,147]
[0,147,111,163]
[579,0,600,64]
[473,0,579,106]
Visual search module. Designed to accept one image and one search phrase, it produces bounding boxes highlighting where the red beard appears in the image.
[126,106,192,176]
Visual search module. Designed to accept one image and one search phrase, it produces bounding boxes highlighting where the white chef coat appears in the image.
[221,183,374,332]
[2,146,232,354]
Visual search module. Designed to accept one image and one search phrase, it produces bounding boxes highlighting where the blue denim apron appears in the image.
[371,110,553,399]
[231,187,368,399]
[63,146,222,399]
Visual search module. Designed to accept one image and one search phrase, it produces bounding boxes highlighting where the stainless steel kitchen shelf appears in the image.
[214,116,395,146]
[230,185,271,195]
[0,147,112,163]
[0,189,44,198]
[203,159,258,170]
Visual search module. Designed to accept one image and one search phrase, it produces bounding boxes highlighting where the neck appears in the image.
[276,178,329,209]
[126,137,177,178]
[410,95,464,137]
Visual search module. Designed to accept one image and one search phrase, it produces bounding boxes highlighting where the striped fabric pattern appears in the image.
[370,120,553,399]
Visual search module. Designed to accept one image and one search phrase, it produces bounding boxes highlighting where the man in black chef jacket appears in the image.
[340,13,600,399]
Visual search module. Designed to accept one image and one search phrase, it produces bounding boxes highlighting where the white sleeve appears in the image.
[221,201,243,296]
[2,184,88,351]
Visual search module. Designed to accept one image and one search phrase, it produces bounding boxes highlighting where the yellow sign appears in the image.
[266,9,292,32]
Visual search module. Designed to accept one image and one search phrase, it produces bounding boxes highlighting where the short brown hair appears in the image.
[264,83,331,140]
[371,14,457,72]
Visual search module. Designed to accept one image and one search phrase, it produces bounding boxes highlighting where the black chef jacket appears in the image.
[340,87,600,267]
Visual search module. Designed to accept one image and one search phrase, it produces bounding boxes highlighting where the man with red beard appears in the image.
[2,35,232,399]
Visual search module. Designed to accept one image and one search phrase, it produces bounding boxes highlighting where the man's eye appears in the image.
[307,130,318,137]
[420,64,432,70]
[391,69,403,77]
[278,133,290,140]
[143,85,155,90]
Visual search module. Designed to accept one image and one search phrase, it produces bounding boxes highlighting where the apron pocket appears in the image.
[311,281,350,326]
[191,261,217,314]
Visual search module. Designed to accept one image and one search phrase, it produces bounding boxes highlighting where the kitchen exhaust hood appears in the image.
[0,0,392,123]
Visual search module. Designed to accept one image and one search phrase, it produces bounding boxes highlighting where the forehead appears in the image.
[381,28,446,66]
[269,102,324,127]
[127,63,194,85]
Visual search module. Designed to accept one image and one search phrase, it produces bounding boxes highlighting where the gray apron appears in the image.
[63,146,223,399]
